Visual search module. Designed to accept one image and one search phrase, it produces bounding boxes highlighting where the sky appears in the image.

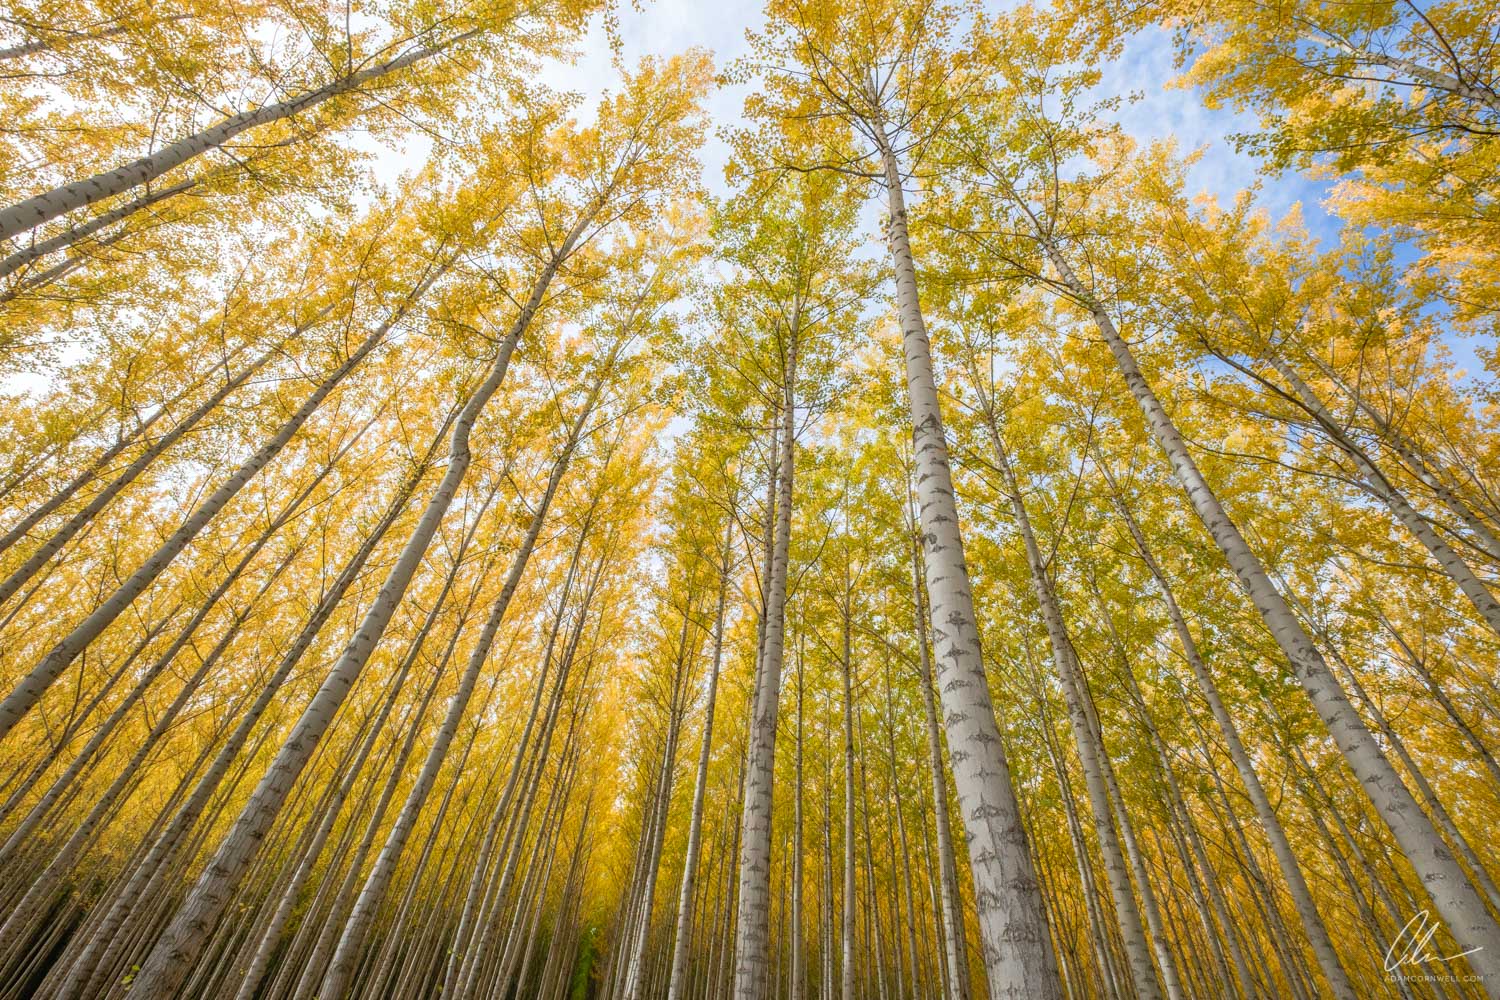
[362,0,1340,243]
[527,0,1488,383]
[552,0,1339,233]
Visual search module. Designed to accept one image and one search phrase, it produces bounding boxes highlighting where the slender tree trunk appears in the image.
[0,376,178,557]
[1262,353,1500,637]
[1039,241,1500,986]
[840,587,857,1000]
[1306,351,1500,559]
[983,415,1164,1000]
[0,176,198,281]
[1,412,371,863]
[125,211,593,999]
[1095,456,1358,1000]
[622,608,696,1000]
[0,303,330,611]
[0,28,483,241]
[50,408,449,1000]
[0,540,299,966]
[733,333,798,1000]
[1095,577,1258,1000]
[668,512,735,1000]
[0,276,429,740]
[317,358,612,999]
[871,119,1060,1000]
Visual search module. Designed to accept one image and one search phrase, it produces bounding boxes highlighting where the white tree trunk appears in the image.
[1098,457,1358,999]
[733,339,797,1000]
[1042,243,1500,986]
[317,363,608,999]
[0,28,482,241]
[667,514,734,1000]
[873,122,1061,1000]
[1265,353,1500,637]
[0,280,426,740]
[126,216,588,998]
[986,429,1164,1000]
[911,539,973,1000]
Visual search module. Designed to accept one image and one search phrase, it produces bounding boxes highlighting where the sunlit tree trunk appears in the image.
[1040,240,1500,983]
[734,332,798,999]
[839,580,857,1000]
[980,421,1163,1000]
[1262,352,1500,637]
[668,511,735,1000]
[126,209,595,998]
[318,359,613,999]
[871,118,1060,1000]
[0,28,485,243]
[46,413,447,1000]
[1095,455,1362,1000]
[909,535,972,1000]
[0,276,431,740]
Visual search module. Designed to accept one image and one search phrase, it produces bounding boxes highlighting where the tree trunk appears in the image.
[733,333,797,1000]
[872,118,1059,1000]
[1041,241,1500,986]
[125,210,591,999]
[47,410,446,1000]
[0,276,430,740]
[910,535,972,1000]
[0,28,483,241]
[982,412,1164,1000]
[668,511,735,1000]
[840,586,858,1000]
[1263,352,1500,637]
[1096,455,1359,1000]
[317,357,612,999]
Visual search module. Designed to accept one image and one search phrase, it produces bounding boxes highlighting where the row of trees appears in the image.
[0,0,1495,998]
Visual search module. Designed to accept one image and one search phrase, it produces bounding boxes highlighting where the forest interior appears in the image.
[0,0,1497,997]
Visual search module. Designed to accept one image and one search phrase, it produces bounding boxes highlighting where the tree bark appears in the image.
[317,354,613,999]
[0,277,428,740]
[872,118,1060,1000]
[1096,454,1359,1000]
[733,332,797,1000]
[910,534,972,1000]
[1039,241,1500,986]
[124,211,590,998]
[0,28,483,241]
[667,511,735,1000]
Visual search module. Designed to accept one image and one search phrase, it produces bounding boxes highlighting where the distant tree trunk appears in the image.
[668,511,735,1000]
[839,579,858,1000]
[1095,454,1361,1000]
[1303,350,1500,560]
[622,609,696,1000]
[47,410,449,1000]
[980,422,1162,1000]
[733,331,798,1000]
[1090,571,1257,1000]
[1260,352,1500,637]
[883,655,923,1000]
[791,638,807,1000]
[0,333,263,560]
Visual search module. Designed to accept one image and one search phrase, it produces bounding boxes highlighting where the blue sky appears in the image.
[555,0,1339,237]
[356,1,1343,250]
[346,0,1500,383]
